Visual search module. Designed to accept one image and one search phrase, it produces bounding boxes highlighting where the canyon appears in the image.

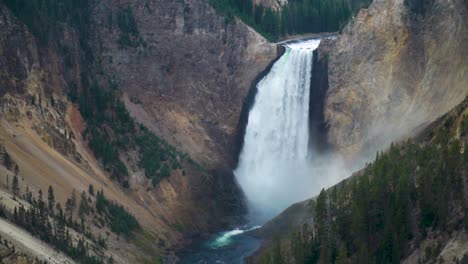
[0,0,466,263]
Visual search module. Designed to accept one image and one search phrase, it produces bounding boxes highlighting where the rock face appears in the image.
[93,0,278,169]
[0,0,279,260]
[0,4,81,159]
[251,95,468,263]
[324,0,468,159]
[89,1,279,247]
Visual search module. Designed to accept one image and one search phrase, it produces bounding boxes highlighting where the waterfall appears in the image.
[234,39,321,223]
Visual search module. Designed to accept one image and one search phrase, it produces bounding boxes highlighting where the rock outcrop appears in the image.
[324,0,468,160]
[250,95,468,264]
[93,0,278,169]
[0,0,279,261]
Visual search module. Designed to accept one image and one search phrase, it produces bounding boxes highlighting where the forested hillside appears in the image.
[0,0,270,261]
[253,97,468,263]
[210,0,370,40]
[3,0,201,188]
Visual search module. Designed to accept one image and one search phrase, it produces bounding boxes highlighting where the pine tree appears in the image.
[48,185,55,215]
[272,233,283,264]
[79,190,89,218]
[65,198,74,224]
[315,189,331,262]
[88,184,94,196]
[37,190,47,230]
[3,152,12,170]
[71,189,77,208]
[55,203,66,243]
[12,174,19,197]
[13,206,18,222]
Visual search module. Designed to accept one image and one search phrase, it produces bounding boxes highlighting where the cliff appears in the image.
[249,0,468,261]
[324,0,468,160]
[0,0,278,262]
[93,0,278,169]
[250,96,468,263]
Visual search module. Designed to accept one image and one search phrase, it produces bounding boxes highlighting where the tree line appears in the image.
[3,186,103,263]
[74,75,195,188]
[4,0,198,188]
[1,177,139,263]
[258,116,467,263]
[3,0,91,44]
[209,0,369,41]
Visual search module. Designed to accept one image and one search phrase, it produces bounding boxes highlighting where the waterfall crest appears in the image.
[234,39,321,223]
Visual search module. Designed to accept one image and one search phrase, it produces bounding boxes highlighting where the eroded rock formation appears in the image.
[324,0,468,159]
[0,0,279,261]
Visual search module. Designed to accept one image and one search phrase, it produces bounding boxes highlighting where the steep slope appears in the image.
[250,96,468,264]
[0,0,279,262]
[323,0,468,159]
[93,0,278,169]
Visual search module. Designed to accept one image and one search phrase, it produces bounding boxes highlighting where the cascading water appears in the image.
[235,39,321,223]
[181,39,325,263]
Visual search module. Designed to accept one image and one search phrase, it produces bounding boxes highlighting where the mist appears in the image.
[233,39,354,224]
[233,36,441,225]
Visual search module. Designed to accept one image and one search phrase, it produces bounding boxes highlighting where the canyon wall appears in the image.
[93,0,278,169]
[324,0,468,159]
[0,0,279,261]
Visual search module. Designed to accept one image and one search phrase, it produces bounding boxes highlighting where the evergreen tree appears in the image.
[65,198,74,224]
[79,190,90,218]
[48,185,55,215]
[315,189,331,263]
[71,189,77,208]
[272,233,283,264]
[3,152,13,170]
[12,174,19,197]
[88,184,95,196]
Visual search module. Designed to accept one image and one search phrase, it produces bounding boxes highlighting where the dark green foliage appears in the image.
[4,0,147,187]
[3,0,91,44]
[5,189,105,264]
[272,233,284,264]
[68,82,79,103]
[135,127,190,186]
[2,151,13,170]
[280,136,466,263]
[12,175,19,197]
[76,71,193,187]
[280,0,352,34]
[95,189,139,235]
[404,0,434,15]
[209,0,359,41]
[4,0,157,187]
[461,115,468,137]
[79,191,91,218]
[78,77,191,186]
[116,7,141,48]
[89,184,95,196]
[4,186,138,262]
[48,185,55,214]
[117,7,139,36]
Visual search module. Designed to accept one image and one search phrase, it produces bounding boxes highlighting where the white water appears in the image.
[234,39,325,223]
[207,226,261,249]
[180,39,350,263]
